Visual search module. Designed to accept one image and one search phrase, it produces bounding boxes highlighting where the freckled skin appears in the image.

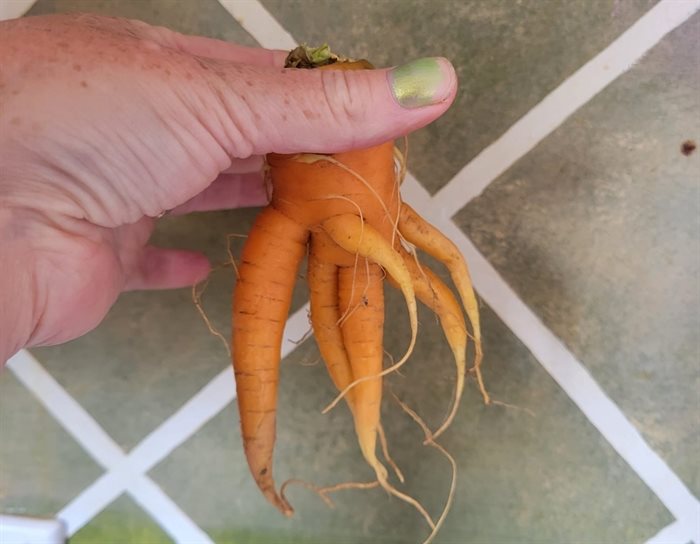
[0,12,458,366]
[1,15,235,224]
[0,14,278,353]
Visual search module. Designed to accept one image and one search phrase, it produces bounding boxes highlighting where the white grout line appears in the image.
[127,475,213,544]
[58,470,214,544]
[431,0,700,218]
[52,303,311,537]
[126,368,236,471]
[56,471,124,535]
[218,0,297,50]
[646,519,694,544]
[0,0,37,20]
[7,351,127,469]
[6,351,213,543]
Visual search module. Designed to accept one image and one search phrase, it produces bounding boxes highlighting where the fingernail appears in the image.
[388,57,454,109]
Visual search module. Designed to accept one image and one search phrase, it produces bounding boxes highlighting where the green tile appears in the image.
[70,494,172,544]
[0,370,103,517]
[456,13,700,497]
[150,295,671,543]
[261,0,658,193]
[27,0,257,46]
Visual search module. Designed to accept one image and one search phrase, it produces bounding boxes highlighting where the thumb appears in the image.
[193,57,457,156]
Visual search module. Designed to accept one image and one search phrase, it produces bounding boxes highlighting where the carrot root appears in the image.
[192,276,231,358]
[378,423,405,484]
[321,213,418,413]
[392,392,457,544]
[280,478,380,510]
[394,246,467,440]
[230,53,485,542]
[399,203,489,405]
[232,206,309,516]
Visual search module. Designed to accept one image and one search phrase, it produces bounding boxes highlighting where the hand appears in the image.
[0,13,457,362]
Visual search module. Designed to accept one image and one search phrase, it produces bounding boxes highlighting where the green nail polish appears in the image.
[388,57,449,109]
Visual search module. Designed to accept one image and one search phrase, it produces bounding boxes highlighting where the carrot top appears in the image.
[284,44,373,70]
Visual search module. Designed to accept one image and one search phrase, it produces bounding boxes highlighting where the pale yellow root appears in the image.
[384,350,407,379]
[308,246,404,486]
[395,246,468,440]
[489,399,537,418]
[321,213,418,414]
[399,203,489,405]
[225,233,248,279]
[289,326,314,345]
[392,393,457,544]
[337,256,372,329]
[191,264,234,357]
[290,466,436,532]
[280,478,380,509]
[297,357,321,368]
[191,232,250,357]
[373,464,436,532]
[334,261,430,528]
[378,423,405,484]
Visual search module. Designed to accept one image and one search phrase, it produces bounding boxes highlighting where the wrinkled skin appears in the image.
[0,14,457,362]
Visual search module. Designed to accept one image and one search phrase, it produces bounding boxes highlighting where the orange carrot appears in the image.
[232,206,307,516]
[337,261,386,479]
[230,46,484,530]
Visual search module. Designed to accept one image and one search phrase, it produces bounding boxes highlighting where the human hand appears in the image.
[0,13,457,362]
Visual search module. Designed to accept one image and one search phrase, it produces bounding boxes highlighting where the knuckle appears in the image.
[209,84,258,158]
[320,69,370,125]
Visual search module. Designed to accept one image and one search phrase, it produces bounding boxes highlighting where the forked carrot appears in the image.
[230,45,485,539]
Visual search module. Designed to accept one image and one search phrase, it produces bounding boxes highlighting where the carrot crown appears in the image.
[284,44,374,70]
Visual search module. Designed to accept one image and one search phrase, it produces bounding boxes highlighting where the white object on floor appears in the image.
[0,515,66,544]
[0,0,36,21]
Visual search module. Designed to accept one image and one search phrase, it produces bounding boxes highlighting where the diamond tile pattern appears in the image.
[1,0,697,542]
[456,12,700,498]
[0,372,103,517]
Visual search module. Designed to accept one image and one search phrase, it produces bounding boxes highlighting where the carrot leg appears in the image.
[398,203,488,404]
[337,260,435,531]
[337,262,387,482]
[309,233,405,482]
[232,205,309,516]
[395,247,467,439]
[307,233,355,406]
[321,213,417,406]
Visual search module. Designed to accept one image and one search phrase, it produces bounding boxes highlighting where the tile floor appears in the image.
[1,1,698,543]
